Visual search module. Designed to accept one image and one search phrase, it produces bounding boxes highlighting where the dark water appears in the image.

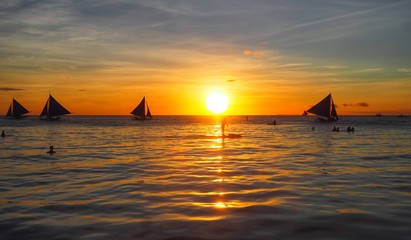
[0,115,410,240]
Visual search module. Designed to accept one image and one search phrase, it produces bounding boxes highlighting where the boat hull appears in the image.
[6,115,28,119]
[131,116,152,121]
[40,116,61,121]
[316,117,338,122]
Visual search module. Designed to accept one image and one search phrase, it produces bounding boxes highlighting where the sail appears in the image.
[146,105,152,119]
[6,105,12,117]
[40,95,71,118]
[331,100,338,119]
[40,101,48,117]
[306,93,338,120]
[130,97,146,118]
[6,98,29,118]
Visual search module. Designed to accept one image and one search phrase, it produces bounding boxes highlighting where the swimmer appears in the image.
[347,126,355,132]
[47,146,56,154]
[1,130,5,137]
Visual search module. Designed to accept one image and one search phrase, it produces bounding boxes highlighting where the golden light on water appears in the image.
[214,202,228,209]
[206,92,229,114]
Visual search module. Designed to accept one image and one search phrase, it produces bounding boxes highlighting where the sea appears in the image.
[0,115,410,240]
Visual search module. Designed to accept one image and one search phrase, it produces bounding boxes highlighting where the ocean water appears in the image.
[0,115,410,240]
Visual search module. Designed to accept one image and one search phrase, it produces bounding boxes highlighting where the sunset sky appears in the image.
[1,0,410,115]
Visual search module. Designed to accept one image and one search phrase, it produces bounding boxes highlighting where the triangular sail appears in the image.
[130,97,146,118]
[40,101,48,117]
[331,100,338,120]
[306,93,338,120]
[40,95,71,118]
[6,98,29,118]
[12,99,29,116]
[48,95,71,116]
[146,105,152,119]
[6,105,12,117]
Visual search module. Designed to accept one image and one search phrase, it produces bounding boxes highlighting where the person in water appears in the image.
[1,130,5,137]
[47,146,56,154]
[221,118,228,137]
[347,126,355,132]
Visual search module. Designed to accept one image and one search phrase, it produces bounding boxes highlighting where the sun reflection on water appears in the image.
[214,201,228,209]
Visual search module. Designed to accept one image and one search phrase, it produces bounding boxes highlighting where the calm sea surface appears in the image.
[0,115,410,240]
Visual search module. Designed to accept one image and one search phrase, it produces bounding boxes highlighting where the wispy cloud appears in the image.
[398,68,411,73]
[243,49,265,57]
[0,87,24,91]
[354,68,383,73]
[343,102,370,107]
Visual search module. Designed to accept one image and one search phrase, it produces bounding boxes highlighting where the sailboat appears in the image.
[130,96,152,120]
[39,94,71,121]
[6,98,30,119]
[305,93,338,122]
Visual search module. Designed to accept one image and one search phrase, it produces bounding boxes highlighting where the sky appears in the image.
[1,0,411,115]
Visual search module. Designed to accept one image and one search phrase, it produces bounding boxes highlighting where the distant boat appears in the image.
[39,94,71,121]
[6,98,29,119]
[305,93,338,122]
[130,96,152,120]
[376,113,382,117]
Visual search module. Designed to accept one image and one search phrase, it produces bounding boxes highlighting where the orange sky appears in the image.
[1,68,410,116]
[1,1,411,115]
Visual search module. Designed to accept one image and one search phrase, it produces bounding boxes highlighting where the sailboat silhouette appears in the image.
[39,94,71,121]
[305,93,338,122]
[130,96,152,120]
[6,98,29,119]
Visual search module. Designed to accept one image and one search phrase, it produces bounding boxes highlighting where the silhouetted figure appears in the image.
[272,120,276,125]
[333,126,337,132]
[47,146,56,154]
[1,130,5,137]
[336,127,340,132]
[347,126,355,133]
[221,118,228,137]
[312,126,315,131]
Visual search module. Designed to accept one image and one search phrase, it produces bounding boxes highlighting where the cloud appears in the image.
[398,68,411,73]
[226,79,235,82]
[342,102,369,107]
[243,49,265,57]
[0,87,24,91]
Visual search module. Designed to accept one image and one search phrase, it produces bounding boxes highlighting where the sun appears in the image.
[206,92,229,114]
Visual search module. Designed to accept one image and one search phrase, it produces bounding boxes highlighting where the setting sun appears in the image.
[206,92,229,114]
